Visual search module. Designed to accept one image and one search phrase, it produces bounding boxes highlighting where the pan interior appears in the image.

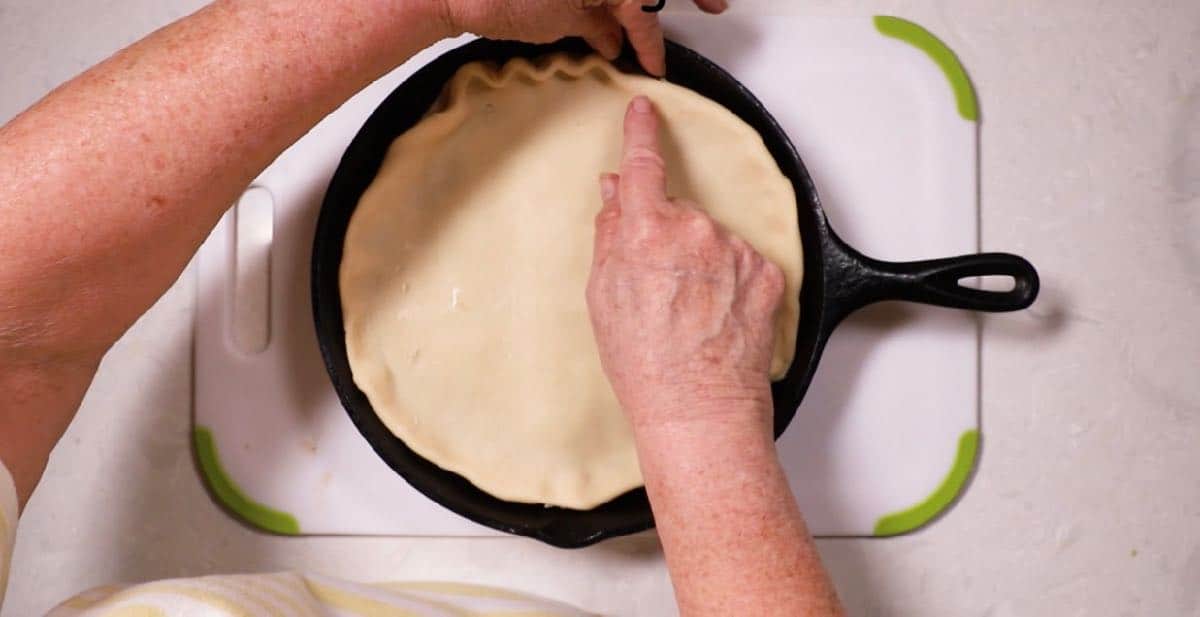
[311,38,828,547]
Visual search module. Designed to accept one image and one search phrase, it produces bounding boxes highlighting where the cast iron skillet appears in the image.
[312,38,1039,548]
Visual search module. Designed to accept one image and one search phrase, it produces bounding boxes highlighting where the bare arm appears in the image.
[0,0,721,506]
[587,98,844,615]
[0,0,455,504]
[637,410,842,615]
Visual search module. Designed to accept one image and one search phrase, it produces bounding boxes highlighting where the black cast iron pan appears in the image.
[312,37,1039,548]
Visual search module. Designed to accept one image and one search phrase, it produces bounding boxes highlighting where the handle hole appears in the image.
[958,275,1016,293]
[233,186,274,354]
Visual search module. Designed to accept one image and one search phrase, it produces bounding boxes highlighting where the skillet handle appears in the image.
[823,231,1040,323]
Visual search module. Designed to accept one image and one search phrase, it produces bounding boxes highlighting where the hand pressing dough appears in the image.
[341,54,802,509]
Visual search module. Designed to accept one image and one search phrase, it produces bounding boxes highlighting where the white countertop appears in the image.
[3,1,1198,615]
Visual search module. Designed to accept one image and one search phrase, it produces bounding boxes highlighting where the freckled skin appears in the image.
[0,2,841,615]
[0,0,458,508]
[589,99,844,617]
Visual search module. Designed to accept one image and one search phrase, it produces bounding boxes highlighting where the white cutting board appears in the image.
[194,14,980,538]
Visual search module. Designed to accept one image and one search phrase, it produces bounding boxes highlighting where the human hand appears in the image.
[440,0,728,76]
[586,96,785,433]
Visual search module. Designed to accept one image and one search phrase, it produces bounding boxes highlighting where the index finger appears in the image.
[613,1,666,76]
[619,95,668,210]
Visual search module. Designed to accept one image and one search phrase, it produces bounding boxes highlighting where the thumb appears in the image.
[593,172,622,259]
[599,172,621,214]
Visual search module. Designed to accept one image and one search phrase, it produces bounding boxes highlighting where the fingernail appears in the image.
[714,0,729,11]
[599,173,618,200]
[631,96,652,114]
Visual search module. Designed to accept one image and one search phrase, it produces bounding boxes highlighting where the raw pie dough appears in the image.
[341,54,802,509]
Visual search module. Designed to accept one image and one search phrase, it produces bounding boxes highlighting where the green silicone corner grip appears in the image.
[874,15,980,122]
[874,430,980,537]
[194,426,300,535]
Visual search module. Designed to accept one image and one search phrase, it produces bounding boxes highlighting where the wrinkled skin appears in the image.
[586,96,784,432]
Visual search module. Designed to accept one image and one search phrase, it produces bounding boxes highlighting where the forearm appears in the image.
[0,0,449,359]
[635,405,843,616]
[0,0,451,503]
[0,359,98,507]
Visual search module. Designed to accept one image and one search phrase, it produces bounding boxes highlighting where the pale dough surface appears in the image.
[341,54,802,509]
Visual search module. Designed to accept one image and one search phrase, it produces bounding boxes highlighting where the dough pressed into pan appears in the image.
[341,54,802,509]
